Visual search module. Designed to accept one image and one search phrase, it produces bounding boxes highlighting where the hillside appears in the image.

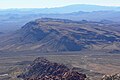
[0,18,120,52]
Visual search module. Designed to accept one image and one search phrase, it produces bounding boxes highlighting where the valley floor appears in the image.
[0,51,120,80]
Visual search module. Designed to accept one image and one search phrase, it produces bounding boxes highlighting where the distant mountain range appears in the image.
[0,4,120,32]
[0,11,120,32]
[1,4,120,13]
[0,18,120,52]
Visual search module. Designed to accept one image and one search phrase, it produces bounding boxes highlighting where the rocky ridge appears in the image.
[18,57,87,80]
[101,73,120,80]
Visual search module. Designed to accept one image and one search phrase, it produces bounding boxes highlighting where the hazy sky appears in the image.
[0,0,120,9]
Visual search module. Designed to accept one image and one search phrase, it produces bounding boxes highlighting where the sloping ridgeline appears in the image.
[0,18,120,52]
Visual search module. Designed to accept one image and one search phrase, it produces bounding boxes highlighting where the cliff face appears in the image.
[18,57,86,80]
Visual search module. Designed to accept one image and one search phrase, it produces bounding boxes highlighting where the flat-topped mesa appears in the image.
[18,57,87,80]
[35,18,74,23]
[21,18,72,30]
[0,18,120,52]
[35,18,89,24]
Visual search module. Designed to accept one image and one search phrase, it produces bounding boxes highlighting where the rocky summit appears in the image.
[18,57,86,80]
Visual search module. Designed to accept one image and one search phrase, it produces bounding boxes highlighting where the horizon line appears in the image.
[0,4,120,10]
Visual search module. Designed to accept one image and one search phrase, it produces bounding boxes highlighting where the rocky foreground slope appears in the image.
[16,57,120,80]
[17,57,87,80]
[102,73,120,80]
[0,18,120,52]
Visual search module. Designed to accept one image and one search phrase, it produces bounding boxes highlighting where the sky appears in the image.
[0,0,120,9]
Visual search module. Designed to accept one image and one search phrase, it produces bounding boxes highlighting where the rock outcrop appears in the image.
[18,57,86,80]
[101,73,120,80]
